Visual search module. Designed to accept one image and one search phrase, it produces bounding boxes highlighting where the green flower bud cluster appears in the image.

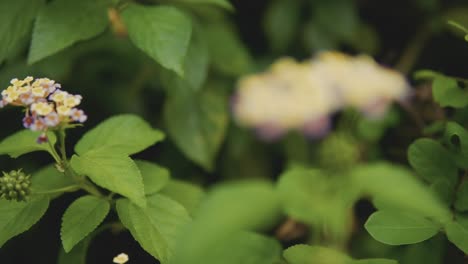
[319,133,360,172]
[0,170,31,202]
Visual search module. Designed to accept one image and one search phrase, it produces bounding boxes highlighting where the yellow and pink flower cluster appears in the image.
[0,77,87,143]
[232,52,410,140]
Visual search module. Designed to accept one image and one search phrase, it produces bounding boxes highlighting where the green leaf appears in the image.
[160,179,205,215]
[263,0,300,52]
[70,150,146,207]
[61,195,110,252]
[168,181,281,264]
[175,0,233,10]
[31,165,75,199]
[202,231,282,264]
[183,29,210,91]
[443,122,468,168]
[28,0,108,64]
[432,76,468,108]
[0,196,49,247]
[205,23,252,76]
[283,245,351,264]
[58,237,91,264]
[283,245,398,264]
[365,210,440,245]
[164,85,228,171]
[351,163,451,224]
[116,194,191,262]
[0,0,44,63]
[277,167,359,238]
[0,130,57,158]
[413,69,442,81]
[122,4,192,75]
[455,181,468,212]
[135,160,170,195]
[407,138,458,185]
[313,0,359,41]
[75,114,164,156]
[445,219,468,254]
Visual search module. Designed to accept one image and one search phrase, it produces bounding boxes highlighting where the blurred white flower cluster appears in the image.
[0,77,87,143]
[232,52,410,140]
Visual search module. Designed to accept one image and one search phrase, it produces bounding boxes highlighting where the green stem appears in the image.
[57,128,67,161]
[46,137,61,163]
[34,185,81,194]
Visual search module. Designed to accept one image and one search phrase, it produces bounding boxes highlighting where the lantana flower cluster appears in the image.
[0,77,87,143]
[232,51,410,140]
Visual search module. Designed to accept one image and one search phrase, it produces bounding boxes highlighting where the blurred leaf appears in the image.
[432,76,468,108]
[0,0,44,63]
[283,245,398,264]
[365,210,440,245]
[160,179,205,215]
[408,138,458,185]
[0,195,49,247]
[399,234,446,264]
[413,69,443,81]
[183,28,210,91]
[303,21,337,51]
[445,217,468,254]
[75,114,164,156]
[443,122,468,168]
[263,0,301,52]
[31,165,75,199]
[61,195,110,252]
[135,160,170,196]
[168,181,281,264]
[351,163,451,223]
[116,194,191,262]
[277,167,358,239]
[175,0,233,10]
[313,0,359,41]
[349,23,380,55]
[164,85,228,171]
[0,130,57,158]
[122,4,192,75]
[29,0,108,64]
[455,181,468,212]
[71,150,146,208]
[205,23,252,76]
[357,108,399,142]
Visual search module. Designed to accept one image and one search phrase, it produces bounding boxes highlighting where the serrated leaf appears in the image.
[58,237,91,264]
[0,0,44,63]
[168,181,281,264]
[408,138,458,185]
[61,195,110,252]
[0,196,49,247]
[75,114,164,155]
[445,219,468,254]
[28,0,108,64]
[135,160,170,195]
[116,194,191,262]
[0,130,57,158]
[351,163,451,224]
[70,150,146,207]
[365,210,440,245]
[32,165,75,199]
[122,4,192,75]
[164,85,228,171]
[205,23,252,76]
[432,76,468,108]
[160,179,205,215]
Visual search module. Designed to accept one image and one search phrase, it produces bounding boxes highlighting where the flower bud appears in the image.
[0,170,32,201]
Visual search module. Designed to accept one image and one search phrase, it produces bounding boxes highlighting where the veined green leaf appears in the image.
[75,114,164,156]
[0,196,49,247]
[29,0,108,63]
[70,150,146,208]
[122,4,192,75]
[135,160,170,195]
[61,195,110,252]
[0,130,57,158]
